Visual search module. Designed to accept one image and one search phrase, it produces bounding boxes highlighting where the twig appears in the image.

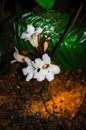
[52,2,83,61]
[37,35,44,56]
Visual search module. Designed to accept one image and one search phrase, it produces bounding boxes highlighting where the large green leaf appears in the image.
[35,0,56,10]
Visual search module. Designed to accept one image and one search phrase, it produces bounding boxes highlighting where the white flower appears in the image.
[11,47,60,82]
[20,24,43,48]
[32,53,60,82]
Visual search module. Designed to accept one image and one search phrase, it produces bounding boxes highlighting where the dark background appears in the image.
[1,0,86,14]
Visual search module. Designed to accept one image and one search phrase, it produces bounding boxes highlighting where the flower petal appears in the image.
[26,72,33,81]
[25,58,32,65]
[27,24,35,35]
[22,67,28,75]
[35,27,43,34]
[33,58,44,68]
[20,32,30,40]
[34,69,46,82]
[49,64,60,74]
[22,66,34,76]
[46,71,54,81]
[42,53,51,64]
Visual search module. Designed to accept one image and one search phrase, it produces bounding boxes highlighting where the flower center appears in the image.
[42,64,49,69]
[37,68,40,72]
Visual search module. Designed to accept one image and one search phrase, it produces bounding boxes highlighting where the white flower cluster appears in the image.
[11,24,61,82]
[20,24,49,52]
[22,53,60,82]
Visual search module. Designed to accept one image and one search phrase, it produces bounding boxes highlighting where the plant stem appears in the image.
[52,2,83,61]
[37,35,44,57]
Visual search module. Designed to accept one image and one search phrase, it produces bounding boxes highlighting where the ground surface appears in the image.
[0,62,86,130]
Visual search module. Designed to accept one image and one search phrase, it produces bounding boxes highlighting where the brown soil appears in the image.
[0,61,86,130]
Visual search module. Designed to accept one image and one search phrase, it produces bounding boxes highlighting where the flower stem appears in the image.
[37,35,44,57]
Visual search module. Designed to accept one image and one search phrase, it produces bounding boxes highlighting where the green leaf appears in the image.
[35,0,56,10]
